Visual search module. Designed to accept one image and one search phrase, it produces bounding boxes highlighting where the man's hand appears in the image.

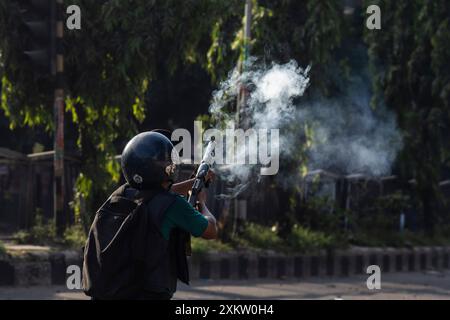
[197,191,218,240]
[171,169,215,196]
[197,189,207,205]
[205,169,216,184]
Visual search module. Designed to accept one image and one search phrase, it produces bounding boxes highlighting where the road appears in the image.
[0,271,449,300]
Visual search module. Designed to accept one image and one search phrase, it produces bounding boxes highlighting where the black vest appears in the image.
[83,184,190,300]
[134,188,190,295]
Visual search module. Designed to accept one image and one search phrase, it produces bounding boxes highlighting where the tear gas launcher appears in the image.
[188,138,216,206]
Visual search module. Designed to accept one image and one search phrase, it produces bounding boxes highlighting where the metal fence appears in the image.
[1,146,449,233]
[0,148,80,234]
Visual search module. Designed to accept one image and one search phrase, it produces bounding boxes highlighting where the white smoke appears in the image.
[208,59,402,198]
[210,60,310,127]
[210,60,310,197]
[301,79,402,176]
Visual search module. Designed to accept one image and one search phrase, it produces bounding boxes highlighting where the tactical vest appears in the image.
[138,188,190,295]
[82,184,189,299]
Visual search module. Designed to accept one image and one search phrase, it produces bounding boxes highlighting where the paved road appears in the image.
[0,271,449,300]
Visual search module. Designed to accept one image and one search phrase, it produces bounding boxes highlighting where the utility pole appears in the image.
[17,0,65,233]
[231,0,252,236]
[243,0,252,65]
[53,0,65,236]
[236,0,252,127]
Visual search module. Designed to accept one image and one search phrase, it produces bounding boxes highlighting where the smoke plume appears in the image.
[208,59,402,198]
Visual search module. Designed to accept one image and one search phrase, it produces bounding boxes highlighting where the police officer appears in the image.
[120,131,218,299]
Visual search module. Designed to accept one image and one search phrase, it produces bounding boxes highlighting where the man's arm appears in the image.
[162,191,217,241]
[198,201,218,240]
[171,178,195,197]
[197,190,218,240]
[171,170,216,196]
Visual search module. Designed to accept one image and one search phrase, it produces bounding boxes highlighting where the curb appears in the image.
[188,246,450,280]
[1,246,450,286]
[0,250,83,287]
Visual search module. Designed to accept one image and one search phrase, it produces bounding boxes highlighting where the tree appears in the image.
[364,0,450,234]
[207,0,346,96]
[0,0,231,223]
[205,0,348,234]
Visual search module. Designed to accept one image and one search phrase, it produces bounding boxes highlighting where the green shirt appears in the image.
[160,195,208,240]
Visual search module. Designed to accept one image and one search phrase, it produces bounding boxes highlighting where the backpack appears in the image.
[82,184,158,299]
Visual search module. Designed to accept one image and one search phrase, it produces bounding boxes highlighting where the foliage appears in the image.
[364,0,450,234]
[196,218,450,253]
[0,0,350,227]
[233,222,282,250]
[352,229,450,248]
[230,222,346,253]
[348,191,450,247]
[63,224,87,249]
[14,213,56,246]
[233,222,282,251]
[207,0,347,95]
[191,237,232,255]
[373,191,411,215]
[287,225,338,253]
[0,0,233,221]
[1,0,449,240]
[297,196,348,235]
[13,211,86,248]
[205,1,349,235]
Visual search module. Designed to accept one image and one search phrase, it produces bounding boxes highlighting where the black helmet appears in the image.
[121,132,179,189]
